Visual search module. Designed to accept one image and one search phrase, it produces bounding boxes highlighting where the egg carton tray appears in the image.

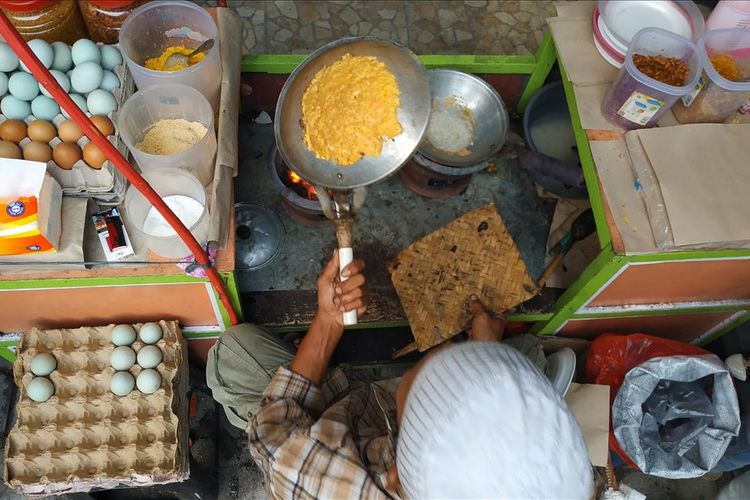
[4,321,189,496]
[0,59,134,205]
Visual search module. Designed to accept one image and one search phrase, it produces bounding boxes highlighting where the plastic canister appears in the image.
[706,0,750,31]
[79,0,148,44]
[673,28,750,123]
[602,28,702,129]
[118,0,221,109]
[117,83,217,186]
[123,168,208,259]
[0,0,87,44]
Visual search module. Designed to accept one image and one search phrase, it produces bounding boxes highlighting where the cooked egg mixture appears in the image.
[301,53,402,166]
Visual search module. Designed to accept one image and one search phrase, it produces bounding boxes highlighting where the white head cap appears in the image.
[397,342,592,499]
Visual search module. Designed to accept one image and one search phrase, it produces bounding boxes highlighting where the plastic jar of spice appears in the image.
[602,28,702,130]
[79,0,148,45]
[0,0,87,45]
[673,29,750,124]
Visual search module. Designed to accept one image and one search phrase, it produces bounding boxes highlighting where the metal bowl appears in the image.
[418,69,508,168]
[274,37,431,190]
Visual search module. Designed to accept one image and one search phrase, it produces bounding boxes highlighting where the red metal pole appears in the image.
[0,13,240,326]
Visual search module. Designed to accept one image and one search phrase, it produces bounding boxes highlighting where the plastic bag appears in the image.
[587,334,740,478]
[586,333,708,394]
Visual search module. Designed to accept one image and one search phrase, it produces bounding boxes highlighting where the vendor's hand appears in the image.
[317,250,368,327]
[466,295,505,342]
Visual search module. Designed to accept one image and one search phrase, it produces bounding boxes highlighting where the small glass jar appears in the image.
[79,0,149,44]
[0,0,88,44]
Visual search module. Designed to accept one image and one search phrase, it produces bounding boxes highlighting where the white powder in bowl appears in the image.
[425,104,474,154]
[142,195,204,237]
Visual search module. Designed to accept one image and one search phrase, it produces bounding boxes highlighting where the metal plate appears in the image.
[418,69,508,168]
[274,37,431,190]
[545,347,577,396]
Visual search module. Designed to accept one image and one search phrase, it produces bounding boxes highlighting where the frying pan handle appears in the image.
[338,247,358,326]
[335,219,357,326]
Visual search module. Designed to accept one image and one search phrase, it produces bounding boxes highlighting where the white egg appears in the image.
[136,345,163,369]
[110,371,135,396]
[99,70,120,92]
[87,89,116,115]
[70,62,103,94]
[0,72,9,98]
[62,93,88,119]
[109,346,136,371]
[1,95,31,120]
[111,324,136,346]
[139,322,163,344]
[99,45,122,71]
[30,353,57,376]
[0,41,19,72]
[71,39,101,66]
[136,369,161,394]
[31,95,59,121]
[27,376,54,402]
[21,39,53,72]
[40,69,70,98]
[51,41,72,72]
[8,71,39,101]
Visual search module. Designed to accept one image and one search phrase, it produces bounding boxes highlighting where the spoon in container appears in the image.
[164,39,214,69]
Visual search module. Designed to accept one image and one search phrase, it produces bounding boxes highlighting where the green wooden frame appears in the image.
[531,42,750,341]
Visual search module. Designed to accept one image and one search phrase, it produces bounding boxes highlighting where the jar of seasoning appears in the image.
[0,0,88,44]
[79,0,148,44]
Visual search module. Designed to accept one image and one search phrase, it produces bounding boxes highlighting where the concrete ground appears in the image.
[196,0,556,55]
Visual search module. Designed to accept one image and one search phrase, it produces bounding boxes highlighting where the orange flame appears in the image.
[287,169,318,200]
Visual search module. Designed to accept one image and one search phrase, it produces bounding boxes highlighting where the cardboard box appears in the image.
[0,160,62,256]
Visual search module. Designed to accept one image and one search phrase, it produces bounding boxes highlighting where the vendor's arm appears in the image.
[290,249,367,384]
[248,251,378,498]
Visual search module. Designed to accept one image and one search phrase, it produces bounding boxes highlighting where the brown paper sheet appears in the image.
[548,16,618,87]
[565,383,611,468]
[544,199,600,289]
[554,0,597,19]
[389,204,538,351]
[208,8,242,247]
[590,140,658,254]
[636,124,750,247]
[0,197,87,273]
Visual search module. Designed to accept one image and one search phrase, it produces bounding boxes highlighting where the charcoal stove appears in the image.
[267,144,330,227]
[399,152,491,199]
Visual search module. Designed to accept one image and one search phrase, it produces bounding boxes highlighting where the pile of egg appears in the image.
[109,323,164,397]
[0,39,122,121]
[26,352,57,403]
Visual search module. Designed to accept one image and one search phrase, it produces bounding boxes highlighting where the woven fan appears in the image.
[389,203,538,352]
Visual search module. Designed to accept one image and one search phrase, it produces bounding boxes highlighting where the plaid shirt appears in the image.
[247,367,402,499]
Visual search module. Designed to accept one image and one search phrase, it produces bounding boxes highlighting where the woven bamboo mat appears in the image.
[388,203,538,351]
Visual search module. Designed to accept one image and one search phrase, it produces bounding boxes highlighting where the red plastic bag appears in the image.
[586,333,709,394]
[585,333,711,468]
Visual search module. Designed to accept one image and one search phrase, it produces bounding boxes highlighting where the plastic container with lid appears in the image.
[124,167,208,259]
[79,0,148,44]
[602,28,702,129]
[673,28,750,123]
[119,0,221,109]
[0,0,88,44]
[117,83,216,186]
[706,0,750,31]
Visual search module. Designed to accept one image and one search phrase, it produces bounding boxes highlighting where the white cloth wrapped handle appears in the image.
[338,247,357,326]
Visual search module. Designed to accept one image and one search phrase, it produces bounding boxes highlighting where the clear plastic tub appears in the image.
[117,83,217,186]
[706,0,750,31]
[124,168,208,259]
[673,28,750,123]
[118,0,221,109]
[602,28,702,130]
